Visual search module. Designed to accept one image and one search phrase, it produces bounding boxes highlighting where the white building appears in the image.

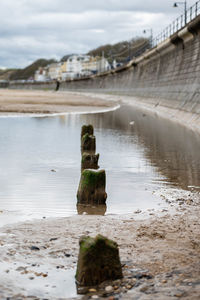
[34,67,48,82]
[34,55,111,82]
[62,54,110,79]
[48,63,61,80]
[65,55,91,79]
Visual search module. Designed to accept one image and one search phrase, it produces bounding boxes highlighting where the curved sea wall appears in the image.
[9,15,200,128]
[9,81,56,90]
[59,16,200,116]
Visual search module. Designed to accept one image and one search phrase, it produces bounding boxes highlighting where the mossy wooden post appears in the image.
[76,234,123,287]
[81,125,94,138]
[77,169,107,205]
[81,133,96,154]
[81,152,99,172]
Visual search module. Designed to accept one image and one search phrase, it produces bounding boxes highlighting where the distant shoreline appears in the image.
[0,89,118,115]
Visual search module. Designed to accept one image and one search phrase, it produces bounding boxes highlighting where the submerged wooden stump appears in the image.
[76,234,123,287]
[77,169,107,205]
[81,152,99,172]
[77,204,106,216]
[81,133,96,154]
[81,124,94,138]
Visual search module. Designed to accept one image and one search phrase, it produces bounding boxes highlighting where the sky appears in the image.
[0,0,196,68]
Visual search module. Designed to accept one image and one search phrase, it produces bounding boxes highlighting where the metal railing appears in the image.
[152,0,200,47]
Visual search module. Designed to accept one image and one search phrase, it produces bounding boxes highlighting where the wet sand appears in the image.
[0,89,118,114]
[0,188,199,299]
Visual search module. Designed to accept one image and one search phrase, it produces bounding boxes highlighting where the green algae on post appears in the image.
[81,124,94,138]
[76,234,123,287]
[77,169,107,205]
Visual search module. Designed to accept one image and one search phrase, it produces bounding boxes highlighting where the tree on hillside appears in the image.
[10,58,57,80]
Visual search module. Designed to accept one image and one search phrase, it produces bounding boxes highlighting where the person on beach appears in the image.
[55,79,60,91]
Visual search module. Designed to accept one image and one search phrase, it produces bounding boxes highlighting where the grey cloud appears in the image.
[0,0,196,68]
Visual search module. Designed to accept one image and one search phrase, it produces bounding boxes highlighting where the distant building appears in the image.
[34,67,48,82]
[34,54,111,82]
[63,55,110,79]
[48,63,61,80]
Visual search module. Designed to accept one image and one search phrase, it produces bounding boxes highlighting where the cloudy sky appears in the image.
[0,0,196,68]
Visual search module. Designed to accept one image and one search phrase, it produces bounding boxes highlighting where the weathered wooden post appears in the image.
[77,169,107,205]
[81,124,94,138]
[81,152,99,172]
[77,125,107,206]
[81,133,96,154]
[76,234,123,287]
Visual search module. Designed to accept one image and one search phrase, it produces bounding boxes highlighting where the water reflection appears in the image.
[77,105,200,190]
[77,204,107,216]
[0,104,200,223]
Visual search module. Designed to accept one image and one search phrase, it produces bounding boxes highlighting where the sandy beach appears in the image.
[0,89,118,115]
[0,89,199,299]
[0,188,199,299]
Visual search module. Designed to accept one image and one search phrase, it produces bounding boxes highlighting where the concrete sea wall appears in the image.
[9,15,200,129]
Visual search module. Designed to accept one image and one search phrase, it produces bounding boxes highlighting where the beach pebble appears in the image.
[105,286,113,293]
[30,246,40,251]
[49,237,58,241]
[126,285,132,289]
[89,288,97,292]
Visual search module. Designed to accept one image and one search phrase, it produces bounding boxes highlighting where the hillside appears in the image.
[9,58,57,81]
[0,69,17,81]
[87,37,150,63]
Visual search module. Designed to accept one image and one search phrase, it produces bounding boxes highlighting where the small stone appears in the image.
[49,237,58,241]
[186,199,193,205]
[30,246,40,251]
[89,288,97,293]
[131,278,137,285]
[105,286,113,293]
[64,253,71,257]
[162,279,167,283]
[29,276,34,280]
[174,293,184,297]
[16,266,26,272]
[126,285,132,289]
[51,169,56,172]
[134,209,142,214]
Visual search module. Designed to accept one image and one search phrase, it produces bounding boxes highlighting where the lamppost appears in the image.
[143,29,153,48]
[173,1,187,25]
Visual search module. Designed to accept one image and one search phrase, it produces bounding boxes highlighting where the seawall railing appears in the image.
[152,0,200,46]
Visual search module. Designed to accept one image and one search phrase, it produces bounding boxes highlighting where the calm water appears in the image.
[0,105,200,224]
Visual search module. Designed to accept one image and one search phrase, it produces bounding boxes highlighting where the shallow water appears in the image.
[0,104,200,225]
